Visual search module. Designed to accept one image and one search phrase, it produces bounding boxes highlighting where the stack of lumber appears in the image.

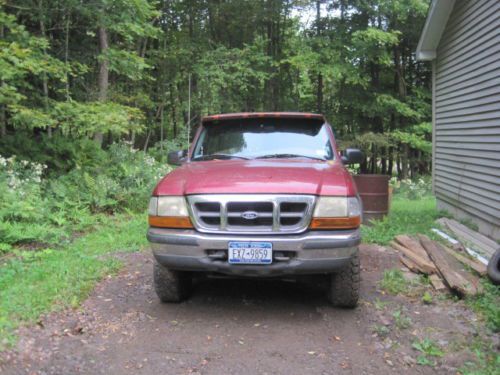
[391,235,437,275]
[391,234,485,297]
[436,218,499,260]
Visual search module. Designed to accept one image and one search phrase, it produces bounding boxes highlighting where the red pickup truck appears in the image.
[147,112,364,307]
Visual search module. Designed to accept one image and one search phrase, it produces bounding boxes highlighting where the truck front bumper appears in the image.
[147,228,360,277]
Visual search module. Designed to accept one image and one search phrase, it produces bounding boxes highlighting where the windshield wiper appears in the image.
[254,153,326,161]
[192,154,249,161]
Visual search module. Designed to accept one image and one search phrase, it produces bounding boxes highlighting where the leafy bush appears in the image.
[391,177,432,200]
[0,132,107,173]
[0,155,74,247]
[148,138,187,161]
[0,142,171,251]
[49,142,171,213]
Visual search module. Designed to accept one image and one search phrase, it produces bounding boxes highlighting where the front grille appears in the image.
[227,202,273,227]
[195,202,221,226]
[188,195,315,234]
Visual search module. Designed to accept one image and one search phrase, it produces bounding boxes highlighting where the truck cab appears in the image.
[147,112,363,307]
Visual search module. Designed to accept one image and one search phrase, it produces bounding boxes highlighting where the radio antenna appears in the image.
[187,74,191,162]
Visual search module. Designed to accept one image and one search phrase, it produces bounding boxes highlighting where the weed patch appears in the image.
[466,280,500,333]
[380,269,408,295]
[372,324,390,338]
[412,338,444,367]
[392,309,412,329]
[461,338,500,375]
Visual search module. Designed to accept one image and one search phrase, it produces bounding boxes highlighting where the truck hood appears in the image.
[153,159,356,196]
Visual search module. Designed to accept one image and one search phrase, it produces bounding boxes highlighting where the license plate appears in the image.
[228,242,272,264]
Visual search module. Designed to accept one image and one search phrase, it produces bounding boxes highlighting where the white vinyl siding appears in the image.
[434,0,500,240]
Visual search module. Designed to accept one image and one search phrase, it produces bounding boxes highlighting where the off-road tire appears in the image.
[328,250,360,308]
[487,249,500,285]
[153,260,192,303]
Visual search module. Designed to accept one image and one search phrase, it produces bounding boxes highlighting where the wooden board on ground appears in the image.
[390,241,437,275]
[441,244,487,276]
[437,218,498,258]
[394,235,430,260]
[429,274,447,291]
[418,235,482,296]
[399,255,421,273]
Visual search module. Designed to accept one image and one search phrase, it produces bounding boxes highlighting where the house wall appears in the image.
[433,0,500,240]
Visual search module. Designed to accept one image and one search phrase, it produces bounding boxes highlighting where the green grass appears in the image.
[380,269,409,295]
[392,309,412,329]
[362,195,443,245]
[412,338,444,367]
[371,324,390,338]
[467,280,500,333]
[0,213,147,349]
[461,338,500,375]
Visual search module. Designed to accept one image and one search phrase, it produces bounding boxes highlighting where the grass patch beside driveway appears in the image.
[362,196,443,245]
[0,213,147,349]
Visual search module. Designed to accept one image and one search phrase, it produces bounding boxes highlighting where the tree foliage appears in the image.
[1,0,432,177]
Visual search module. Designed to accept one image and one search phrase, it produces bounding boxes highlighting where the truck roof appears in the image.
[201,112,325,123]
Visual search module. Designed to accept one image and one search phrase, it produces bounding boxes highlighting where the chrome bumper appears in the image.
[147,228,360,277]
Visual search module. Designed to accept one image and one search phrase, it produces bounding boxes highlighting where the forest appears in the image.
[1,0,431,176]
[0,0,433,255]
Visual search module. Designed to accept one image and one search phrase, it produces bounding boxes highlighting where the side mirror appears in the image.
[167,150,186,166]
[341,148,364,165]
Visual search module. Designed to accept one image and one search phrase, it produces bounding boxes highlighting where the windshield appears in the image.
[192,118,334,161]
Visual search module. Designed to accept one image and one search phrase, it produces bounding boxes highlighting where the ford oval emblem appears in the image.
[241,211,259,220]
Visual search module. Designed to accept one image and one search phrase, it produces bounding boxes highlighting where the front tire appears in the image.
[153,260,192,302]
[328,250,360,308]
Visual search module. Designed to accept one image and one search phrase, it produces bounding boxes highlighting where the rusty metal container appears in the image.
[353,174,390,223]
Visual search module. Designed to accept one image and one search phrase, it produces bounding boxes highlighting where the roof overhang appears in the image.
[416,0,456,61]
[202,112,325,123]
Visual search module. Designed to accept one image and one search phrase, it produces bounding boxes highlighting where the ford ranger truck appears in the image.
[147,112,364,307]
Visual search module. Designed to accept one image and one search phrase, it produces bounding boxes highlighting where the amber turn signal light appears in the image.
[148,216,193,228]
[310,216,361,230]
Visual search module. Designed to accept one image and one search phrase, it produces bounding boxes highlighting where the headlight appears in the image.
[311,196,361,229]
[156,196,189,216]
[313,197,348,217]
[347,197,362,217]
[148,196,192,228]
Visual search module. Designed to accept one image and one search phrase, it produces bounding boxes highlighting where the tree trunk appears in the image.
[387,147,394,175]
[94,25,109,145]
[401,144,409,179]
[0,24,5,137]
[39,1,51,138]
[316,0,323,113]
[159,104,164,151]
[381,148,387,174]
[64,11,70,100]
[171,84,178,138]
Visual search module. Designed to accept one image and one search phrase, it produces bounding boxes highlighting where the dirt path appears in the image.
[0,245,489,374]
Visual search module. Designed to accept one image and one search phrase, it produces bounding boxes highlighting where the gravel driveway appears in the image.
[0,245,490,374]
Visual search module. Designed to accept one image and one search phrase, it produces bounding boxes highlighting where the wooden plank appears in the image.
[441,244,487,276]
[399,255,421,273]
[395,235,431,260]
[390,241,437,275]
[429,274,447,291]
[418,235,482,296]
[443,218,498,257]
